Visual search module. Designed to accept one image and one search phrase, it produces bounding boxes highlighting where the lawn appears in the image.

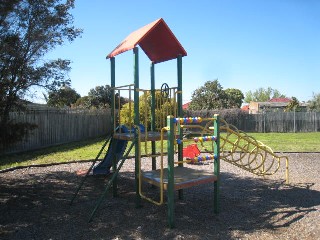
[247,132,320,152]
[1,132,320,171]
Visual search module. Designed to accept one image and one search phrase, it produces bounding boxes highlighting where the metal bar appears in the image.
[70,135,112,205]
[138,128,166,206]
[110,57,116,131]
[110,56,118,196]
[167,115,175,228]
[113,83,135,89]
[133,47,141,208]
[177,55,184,200]
[151,62,156,170]
[213,114,220,214]
[88,141,135,222]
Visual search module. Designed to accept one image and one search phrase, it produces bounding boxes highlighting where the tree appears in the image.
[188,79,244,110]
[308,93,320,112]
[0,0,82,149]
[46,86,80,107]
[285,97,301,112]
[87,85,112,109]
[73,96,91,109]
[87,85,127,109]
[244,87,286,103]
[224,88,244,108]
[120,91,175,129]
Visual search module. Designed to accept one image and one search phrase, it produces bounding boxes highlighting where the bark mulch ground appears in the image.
[0,153,319,239]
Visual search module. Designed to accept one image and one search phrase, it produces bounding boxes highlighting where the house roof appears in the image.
[106,18,187,64]
[268,98,291,103]
[241,105,249,111]
[182,102,190,110]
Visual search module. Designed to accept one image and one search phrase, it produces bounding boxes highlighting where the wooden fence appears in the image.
[3,108,111,155]
[229,112,320,133]
[186,110,320,133]
[3,109,320,155]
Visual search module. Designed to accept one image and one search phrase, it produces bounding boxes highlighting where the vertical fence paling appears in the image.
[4,108,112,154]
[248,112,320,132]
[4,109,320,155]
[186,110,320,133]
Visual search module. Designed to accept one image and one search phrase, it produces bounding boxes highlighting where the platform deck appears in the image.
[141,167,217,190]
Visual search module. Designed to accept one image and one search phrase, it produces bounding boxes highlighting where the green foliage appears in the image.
[224,88,244,108]
[285,97,301,112]
[80,85,128,109]
[120,91,175,129]
[244,87,286,103]
[308,93,320,112]
[188,79,244,110]
[46,86,80,107]
[87,85,112,109]
[185,108,248,126]
[0,122,37,152]
[74,96,91,109]
[0,0,82,150]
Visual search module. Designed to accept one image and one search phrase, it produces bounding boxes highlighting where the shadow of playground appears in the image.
[0,167,319,239]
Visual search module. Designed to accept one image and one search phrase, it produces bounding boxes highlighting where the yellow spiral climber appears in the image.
[204,119,289,184]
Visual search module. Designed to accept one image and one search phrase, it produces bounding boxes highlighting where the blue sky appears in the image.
[44,0,320,104]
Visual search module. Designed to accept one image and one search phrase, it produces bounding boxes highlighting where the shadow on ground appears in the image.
[0,167,319,239]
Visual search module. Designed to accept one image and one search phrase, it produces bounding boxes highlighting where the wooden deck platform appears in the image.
[141,167,218,190]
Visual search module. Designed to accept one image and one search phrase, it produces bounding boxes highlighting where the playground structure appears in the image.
[219,119,289,182]
[182,119,289,183]
[70,18,289,228]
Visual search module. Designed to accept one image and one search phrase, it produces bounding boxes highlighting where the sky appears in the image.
[42,0,320,104]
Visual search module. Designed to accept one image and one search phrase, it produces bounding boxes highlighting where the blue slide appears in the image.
[93,125,129,175]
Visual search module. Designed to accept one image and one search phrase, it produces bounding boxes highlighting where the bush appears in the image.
[0,122,37,153]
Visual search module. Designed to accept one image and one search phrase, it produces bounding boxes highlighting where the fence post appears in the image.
[263,110,266,133]
[293,107,296,133]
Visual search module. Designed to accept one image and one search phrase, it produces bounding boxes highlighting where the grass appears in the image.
[246,132,320,152]
[0,137,107,171]
[1,132,320,171]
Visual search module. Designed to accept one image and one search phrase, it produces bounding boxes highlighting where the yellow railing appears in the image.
[138,127,168,205]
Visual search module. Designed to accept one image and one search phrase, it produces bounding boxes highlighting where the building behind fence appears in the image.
[3,108,111,155]
[2,108,320,155]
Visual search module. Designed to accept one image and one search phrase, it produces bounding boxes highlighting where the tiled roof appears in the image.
[182,102,190,110]
[241,105,249,111]
[268,98,291,103]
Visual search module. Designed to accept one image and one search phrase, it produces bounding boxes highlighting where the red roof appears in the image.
[268,98,291,103]
[182,102,190,110]
[106,18,187,64]
[241,105,249,111]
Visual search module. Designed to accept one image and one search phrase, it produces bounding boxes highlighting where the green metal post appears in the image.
[151,62,156,170]
[110,57,118,197]
[110,57,115,129]
[213,114,220,213]
[133,47,141,208]
[177,55,184,200]
[167,115,175,228]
